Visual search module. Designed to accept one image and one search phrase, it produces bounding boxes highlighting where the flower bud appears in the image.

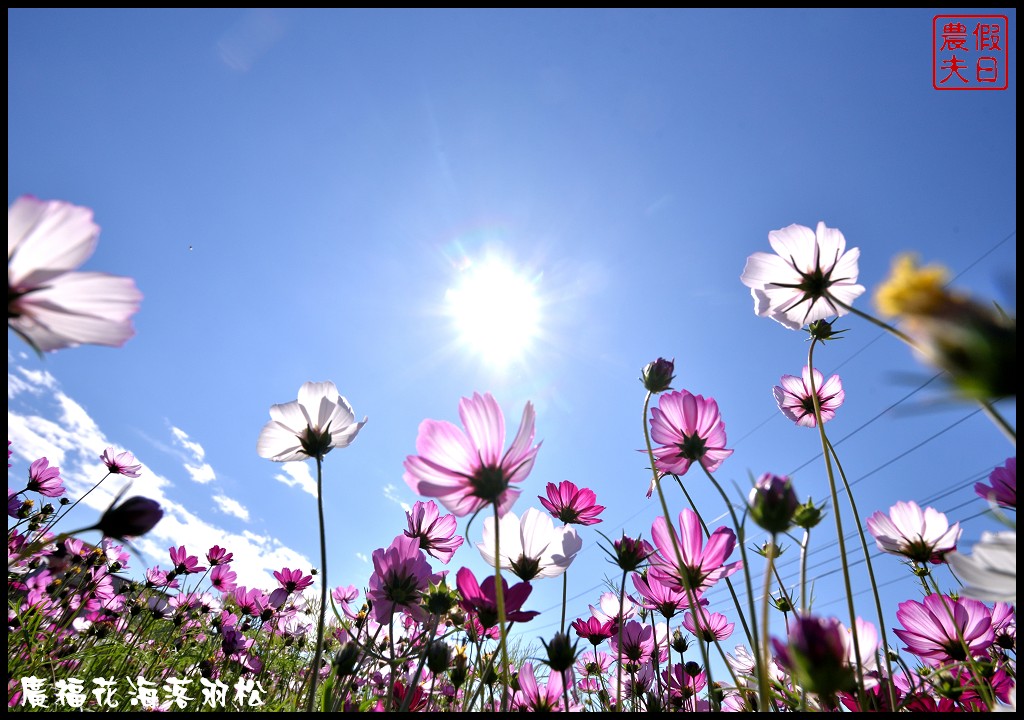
[748,474,798,534]
[793,497,826,529]
[608,533,654,572]
[772,615,855,698]
[97,496,163,539]
[333,641,361,676]
[640,358,675,393]
[425,640,451,675]
[541,631,580,672]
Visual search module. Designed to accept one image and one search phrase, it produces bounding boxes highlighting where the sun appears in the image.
[446,256,542,368]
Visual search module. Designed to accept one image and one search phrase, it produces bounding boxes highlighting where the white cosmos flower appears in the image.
[477,507,582,581]
[740,222,865,330]
[8,196,142,352]
[256,381,367,462]
[946,531,1016,604]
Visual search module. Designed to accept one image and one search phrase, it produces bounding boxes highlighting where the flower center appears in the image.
[469,464,508,504]
[510,554,541,582]
[299,424,334,459]
[674,432,707,461]
[384,571,420,606]
[796,265,832,300]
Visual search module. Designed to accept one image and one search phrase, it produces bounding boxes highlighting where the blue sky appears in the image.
[8,8,1016,659]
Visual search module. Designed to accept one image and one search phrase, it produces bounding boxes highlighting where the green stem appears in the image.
[492,503,510,712]
[561,571,568,635]
[979,399,1016,445]
[698,467,761,691]
[758,536,777,711]
[825,436,898,711]
[615,569,627,711]
[798,528,811,614]
[641,391,715,708]
[305,454,328,713]
[672,474,755,650]
[806,339,866,698]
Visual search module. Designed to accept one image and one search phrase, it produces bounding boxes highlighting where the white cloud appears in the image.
[382,483,412,513]
[355,552,369,564]
[274,461,317,497]
[170,425,216,484]
[212,493,250,522]
[8,362,312,590]
[185,463,216,484]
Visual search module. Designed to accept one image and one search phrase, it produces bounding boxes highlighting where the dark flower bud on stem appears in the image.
[641,357,676,393]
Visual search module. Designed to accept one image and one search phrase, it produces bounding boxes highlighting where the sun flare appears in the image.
[446,257,541,368]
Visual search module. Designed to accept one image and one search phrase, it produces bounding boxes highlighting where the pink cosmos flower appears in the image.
[609,620,655,664]
[206,545,233,566]
[648,390,733,488]
[331,585,361,619]
[26,457,65,497]
[649,508,742,594]
[256,381,366,462]
[403,500,464,564]
[866,500,961,564]
[662,662,708,711]
[571,615,616,645]
[455,566,539,629]
[366,534,439,624]
[234,586,271,617]
[740,221,865,330]
[146,567,179,589]
[8,196,143,352]
[100,448,142,478]
[683,607,735,643]
[403,392,540,517]
[975,457,1015,510]
[773,366,845,428]
[514,663,569,712]
[169,545,206,576]
[210,564,238,594]
[631,570,698,620]
[894,594,994,665]
[538,480,605,526]
[274,567,314,594]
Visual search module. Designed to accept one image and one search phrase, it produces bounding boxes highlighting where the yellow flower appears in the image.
[874,254,954,318]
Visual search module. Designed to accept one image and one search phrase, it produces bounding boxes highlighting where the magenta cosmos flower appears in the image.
[169,545,206,575]
[740,221,865,330]
[101,448,142,478]
[366,534,440,624]
[274,567,314,594]
[975,457,1015,510]
[404,500,464,564]
[26,457,65,497]
[8,196,143,353]
[894,594,994,665]
[257,381,366,462]
[866,500,961,564]
[649,508,742,594]
[538,480,605,526]
[403,392,540,517]
[648,390,733,488]
[773,366,845,428]
[455,566,539,628]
